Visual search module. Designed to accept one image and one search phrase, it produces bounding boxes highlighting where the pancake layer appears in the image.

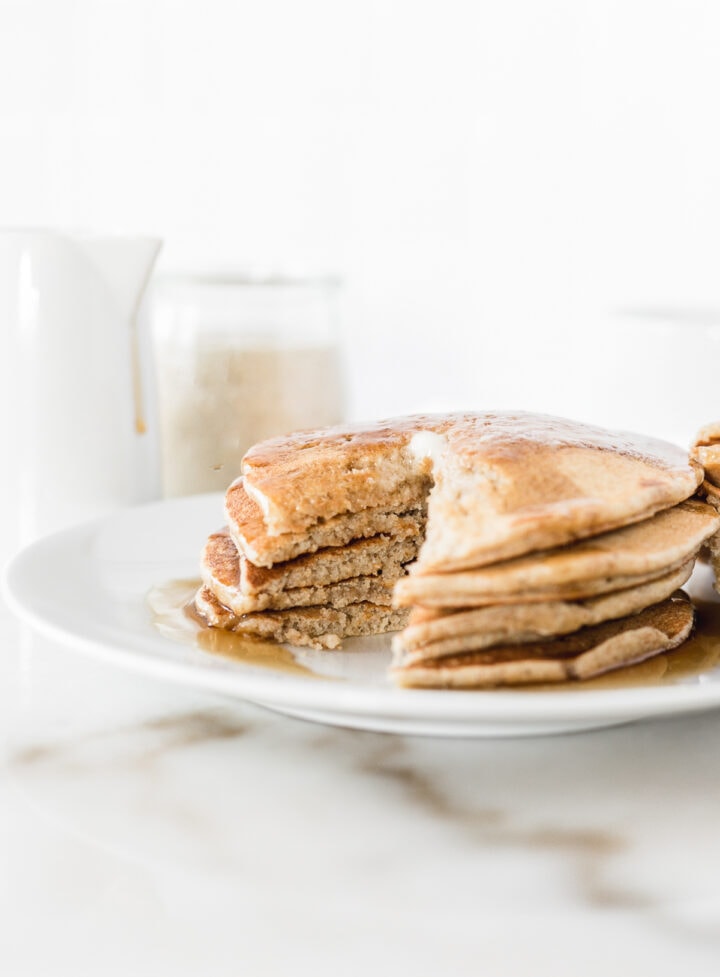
[392,596,694,688]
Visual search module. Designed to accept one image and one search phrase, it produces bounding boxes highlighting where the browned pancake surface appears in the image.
[201,530,403,614]
[395,499,718,607]
[226,478,425,567]
[240,412,701,572]
[394,562,692,661]
[393,596,694,688]
[692,422,720,487]
[241,533,418,595]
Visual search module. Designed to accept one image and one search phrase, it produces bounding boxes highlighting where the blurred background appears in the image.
[2,0,720,433]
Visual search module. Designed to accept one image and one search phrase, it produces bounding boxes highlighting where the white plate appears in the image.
[4,494,720,738]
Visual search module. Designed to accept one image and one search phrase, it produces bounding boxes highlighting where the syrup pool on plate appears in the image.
[147,579,317,678]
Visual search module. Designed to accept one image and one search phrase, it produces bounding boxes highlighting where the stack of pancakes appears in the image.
[194,470,427,649]
[691,422,720,589]
[194,412,717,687]
[392,499,717,687]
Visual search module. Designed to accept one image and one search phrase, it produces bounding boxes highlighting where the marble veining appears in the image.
[363,761,634,905]
[3,610,720,976]
[10,708,250,771]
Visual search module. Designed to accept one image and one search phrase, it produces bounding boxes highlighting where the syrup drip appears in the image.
[527,599,720,691]
[131,318,146,435]
[148,579,316,678]
[128,253,159,438]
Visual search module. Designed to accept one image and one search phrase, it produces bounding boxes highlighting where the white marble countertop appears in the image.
[2,598,720,977]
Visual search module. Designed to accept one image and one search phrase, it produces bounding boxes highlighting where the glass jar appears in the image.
[151,273,344,497]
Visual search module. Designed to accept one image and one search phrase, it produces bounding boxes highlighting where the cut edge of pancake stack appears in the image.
[193,411,715,686]
[193,474,427,649]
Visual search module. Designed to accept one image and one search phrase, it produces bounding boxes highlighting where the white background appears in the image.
[2,0,720,430]
[3,8,720,974]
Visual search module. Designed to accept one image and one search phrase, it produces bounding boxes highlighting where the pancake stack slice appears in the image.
[194,416,441,647]
[193,477,425,648]
[193,411,712,680]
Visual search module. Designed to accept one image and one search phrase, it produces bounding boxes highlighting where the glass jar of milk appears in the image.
[151,273,344,497]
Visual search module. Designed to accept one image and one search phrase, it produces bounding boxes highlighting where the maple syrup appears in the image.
[131,317,147,435]
[148,579,316,678]
[535,599,720,691]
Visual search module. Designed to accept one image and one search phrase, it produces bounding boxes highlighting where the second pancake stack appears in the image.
[691,423,720,591]
[392,498,719,687]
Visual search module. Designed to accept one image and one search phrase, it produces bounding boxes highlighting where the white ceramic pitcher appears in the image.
[0,229,162,560]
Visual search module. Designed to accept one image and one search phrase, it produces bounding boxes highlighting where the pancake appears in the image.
[691,419,720,594]
[706,532,720,596]
[396,563,684,608]
[201,530,403,614]
[702,480,720,505]
[230,602,409,649]
[193,587,410,650]
[392,595,694,688]
[393,561,692,662]
[241,412,702,573]
[241,414,438,534]
[694,478,720,594]
[194,585,238,629]
[418,416,702,573]
[226,478,426,568]
[394,499,718,608]
[240,533,419,595]
[692,422,720,488]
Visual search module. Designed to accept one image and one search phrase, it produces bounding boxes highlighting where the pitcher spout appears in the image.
[74,234,162,326]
